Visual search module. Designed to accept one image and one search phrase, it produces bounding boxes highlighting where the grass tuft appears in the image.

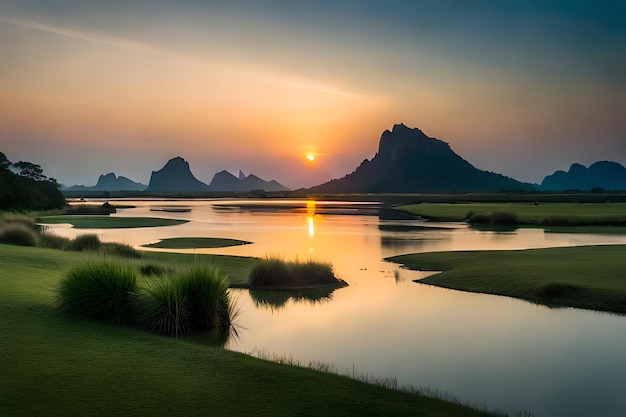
[102,242,141,258]
[137,278,191,337]
[137,266,235,337]
[249,256,292,287]
[1,213,37,229]
[68,234,102,252]
[38,231,71,250]
[57,260,138,325]
[0,223,38,246]
[249,256,344,289]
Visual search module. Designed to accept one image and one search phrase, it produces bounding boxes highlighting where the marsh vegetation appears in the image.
[248,256,346,289]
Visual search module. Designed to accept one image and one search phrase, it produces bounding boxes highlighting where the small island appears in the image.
[142,237,251,249]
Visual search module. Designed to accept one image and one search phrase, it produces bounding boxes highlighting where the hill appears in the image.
[541,161,626,191]
[65,173,146,192]
[308,123,533,193]
[146,157,210,192]
[207,170,290,192]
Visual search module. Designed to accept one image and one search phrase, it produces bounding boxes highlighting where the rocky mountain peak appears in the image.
[146,156,209,192]
[377,123,448,162]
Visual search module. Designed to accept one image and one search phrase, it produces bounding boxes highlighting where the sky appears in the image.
[1,0,625,189]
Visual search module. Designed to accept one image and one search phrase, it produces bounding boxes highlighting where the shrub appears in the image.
[0,223,38,246]
[64,204,116,215]
[1,213,37,229]
[137,266,235,337]
[103,242,141,258]
[468,211,518,225]
[490,211,519,225]
[69,234,102,252]
[57,261,138,325]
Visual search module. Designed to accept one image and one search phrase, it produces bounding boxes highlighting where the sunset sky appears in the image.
[1,1,624,189]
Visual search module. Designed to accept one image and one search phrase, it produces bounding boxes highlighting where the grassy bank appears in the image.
[397,202,626,227]
[1,244,500,417]
[388,245,626,315]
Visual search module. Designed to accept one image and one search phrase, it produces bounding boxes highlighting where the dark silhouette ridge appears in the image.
[208,170,290,192]
[541,161,626,191]
[308,123,534,193]
[146,156,210,192]
[65,172,146,191]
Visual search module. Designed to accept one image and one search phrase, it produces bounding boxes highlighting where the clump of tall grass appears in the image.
[68,234,102,252]
[137,278,191,337]
[57,261,138,325]
[249,256,291,287]
[0,223,38,246]
[102,242,141,258]
[137,266,235,337]
[1,213,37,229]
[38,230,71,250]
[292,258,338,286]
[249,256,344,288]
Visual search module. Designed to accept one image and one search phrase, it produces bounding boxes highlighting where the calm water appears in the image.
[45,199,626,417]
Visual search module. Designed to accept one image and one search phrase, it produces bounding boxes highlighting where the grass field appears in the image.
[38,215,187,229]
[0,244,500,417]
[396,202,626,226]
[143,237,252,249]
[388,245,626,314]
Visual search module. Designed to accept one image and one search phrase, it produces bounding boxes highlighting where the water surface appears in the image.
[45,199,626,417]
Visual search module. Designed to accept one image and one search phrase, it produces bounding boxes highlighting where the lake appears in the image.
[46,199,626,417]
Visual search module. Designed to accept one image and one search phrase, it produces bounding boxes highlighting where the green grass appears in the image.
[388,245,626,314]
[38,215,188,228]
[397,202,626,226]
[0,243,499,417]
[143,237,251,249]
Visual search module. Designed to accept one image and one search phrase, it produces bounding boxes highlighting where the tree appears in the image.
[0,152,10,171]
[12,161,47,181]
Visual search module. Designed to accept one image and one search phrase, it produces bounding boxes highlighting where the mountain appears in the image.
[207,170,290,192]
[308,123,533,193]
[146,157,210,192]
[64,172,146,191]
[540,161,626,191]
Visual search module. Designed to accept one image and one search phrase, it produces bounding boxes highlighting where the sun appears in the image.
[306,154,315,161]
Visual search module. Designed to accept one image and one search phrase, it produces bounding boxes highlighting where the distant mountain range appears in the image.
[540,161,626,191]
[207,170,290,192]
[64,173,146,192]
[61,125,625,194]
[144,156,290,192]
[64,157,290,193]
[308,123,534,193]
